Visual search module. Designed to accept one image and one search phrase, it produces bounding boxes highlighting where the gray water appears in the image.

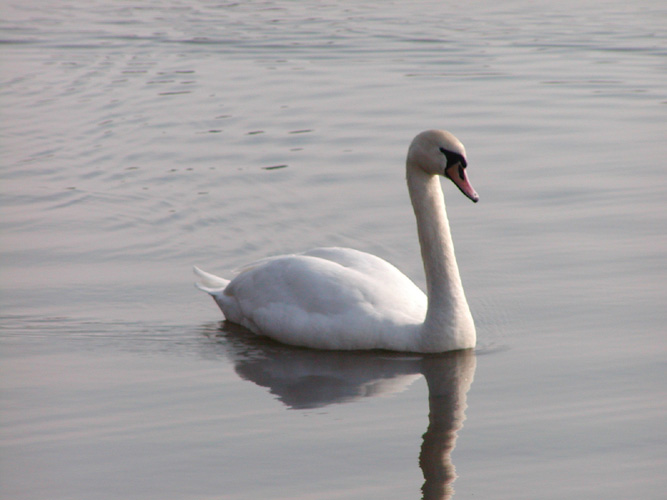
[1,1,665,498]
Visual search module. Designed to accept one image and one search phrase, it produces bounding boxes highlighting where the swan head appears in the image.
[407,130,479,203]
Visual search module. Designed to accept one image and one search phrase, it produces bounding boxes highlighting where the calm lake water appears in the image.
[1,0,665,498]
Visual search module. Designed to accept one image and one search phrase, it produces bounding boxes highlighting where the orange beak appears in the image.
[446,163,479,203]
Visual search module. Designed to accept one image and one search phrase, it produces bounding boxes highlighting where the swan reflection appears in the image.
[203,322,476,499]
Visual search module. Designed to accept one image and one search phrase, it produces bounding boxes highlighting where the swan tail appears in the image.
[193,266,230,295]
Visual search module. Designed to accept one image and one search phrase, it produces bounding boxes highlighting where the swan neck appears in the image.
[407,166,460,301]
[407,161,475,350]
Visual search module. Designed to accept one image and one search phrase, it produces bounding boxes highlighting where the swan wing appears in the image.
[217,247,427,350]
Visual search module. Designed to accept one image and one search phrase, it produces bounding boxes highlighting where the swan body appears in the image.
[195,130,479,353]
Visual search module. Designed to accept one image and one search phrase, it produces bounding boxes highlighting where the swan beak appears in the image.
[446,164,479,203]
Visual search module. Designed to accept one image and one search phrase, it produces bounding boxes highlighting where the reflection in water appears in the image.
[203,322,476,499]
[419,353,476,499]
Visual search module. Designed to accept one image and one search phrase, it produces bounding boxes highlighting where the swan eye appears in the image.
[439,147,467,170]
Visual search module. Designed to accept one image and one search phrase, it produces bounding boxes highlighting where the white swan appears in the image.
[195,130,479,352]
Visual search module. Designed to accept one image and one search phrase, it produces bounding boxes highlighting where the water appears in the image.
[1,1,665,498]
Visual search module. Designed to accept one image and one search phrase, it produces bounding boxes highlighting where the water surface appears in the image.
[1,1,665,499]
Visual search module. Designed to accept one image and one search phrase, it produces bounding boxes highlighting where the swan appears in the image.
[194,129,479,352]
